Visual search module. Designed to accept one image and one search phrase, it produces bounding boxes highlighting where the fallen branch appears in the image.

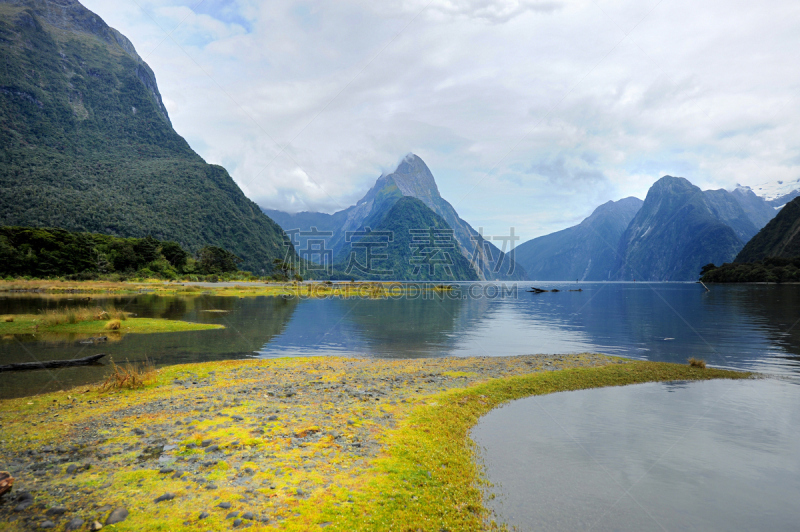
[0,353,106,372]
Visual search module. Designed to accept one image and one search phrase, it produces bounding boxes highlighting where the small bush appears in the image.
[688,358,706,369]
[100,358,156,391]
[105,319,121,330]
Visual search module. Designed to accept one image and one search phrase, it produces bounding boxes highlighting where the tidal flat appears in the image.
[0,355,749,531]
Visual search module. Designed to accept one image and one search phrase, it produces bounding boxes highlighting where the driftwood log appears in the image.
[0,353,106,372]
[0,472,13,497]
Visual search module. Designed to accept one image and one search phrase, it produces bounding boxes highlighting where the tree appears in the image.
[198,246,241,275]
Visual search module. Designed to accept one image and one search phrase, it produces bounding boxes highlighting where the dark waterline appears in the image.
[472,379,800,531]
[1,282,799,397]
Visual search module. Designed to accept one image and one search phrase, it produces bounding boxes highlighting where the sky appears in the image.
[82,0,800,241]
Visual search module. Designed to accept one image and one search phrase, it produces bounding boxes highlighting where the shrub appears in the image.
[688,358,706,369]
[100,358,156,391]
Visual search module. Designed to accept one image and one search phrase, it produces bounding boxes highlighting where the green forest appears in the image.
[0,226,243,280]
[700,257,800,283]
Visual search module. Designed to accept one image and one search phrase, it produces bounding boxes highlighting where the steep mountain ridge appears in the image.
[331,196,479,281]
[515,197,643,281]
[611,176,744,280]
[263,154,526,280]
[0,0,289,273]
[735,196,800,262]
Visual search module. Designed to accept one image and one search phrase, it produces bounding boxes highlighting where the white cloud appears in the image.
[81,0,800,240]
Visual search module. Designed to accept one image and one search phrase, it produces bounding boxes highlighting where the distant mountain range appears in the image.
[0,0,288,273]
[516,176,787,281]
[264,154,526,281]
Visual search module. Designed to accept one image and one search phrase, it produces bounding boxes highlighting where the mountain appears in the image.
[735,196,800,262]
[332,197,479,281]
[263,154,526,281]
[0,0,289,273]
[611,176,745,281]
[515,197,643,281]
[702,189,761,242]
[730,186,780,230]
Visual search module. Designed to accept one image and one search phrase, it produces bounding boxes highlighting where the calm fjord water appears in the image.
[1,282,799,397]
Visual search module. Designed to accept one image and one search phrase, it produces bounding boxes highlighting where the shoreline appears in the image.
[0,355,750,531]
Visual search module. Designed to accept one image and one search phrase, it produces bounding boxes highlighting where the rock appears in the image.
[154,493,175,502]
[200,439,212,447]
[13,491,34,511]
[198,512,209,520]
[205,444,219,453]
[46,506,67,515]
[38,520,55,529]
[226,511,239,519]
[105,507,128,525]
[217,502,231,509]
[233,518,243,526]
[205,484,218,490]
[66,464,78,475]
[241,511,254,520]
[159,467,174,474]
[0,471,13,496]
[171,471,184,479]
[267,415,278,421]
[65,517,85,531]
[232,415,244,421]
[89,521,103,531]
[133,428,145,436]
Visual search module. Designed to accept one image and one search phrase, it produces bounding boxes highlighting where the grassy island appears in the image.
[0,355,750,531]
[0,315,223,335]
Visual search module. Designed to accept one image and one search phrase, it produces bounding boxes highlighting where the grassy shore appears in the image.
[0,355,750,531]
[0,279,460,299]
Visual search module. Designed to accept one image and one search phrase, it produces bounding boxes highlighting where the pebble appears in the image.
[89,521,103,531]
[65,517,84,531]
[105,507,128,525]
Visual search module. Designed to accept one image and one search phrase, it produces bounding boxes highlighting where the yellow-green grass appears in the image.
[0,315,223,334]
[0,279,464,299]
[313,361,750,531]
[0,357,751,531]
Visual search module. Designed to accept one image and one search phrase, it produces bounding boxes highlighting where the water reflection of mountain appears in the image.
[0,295,298,398]
[256,293,492,358]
